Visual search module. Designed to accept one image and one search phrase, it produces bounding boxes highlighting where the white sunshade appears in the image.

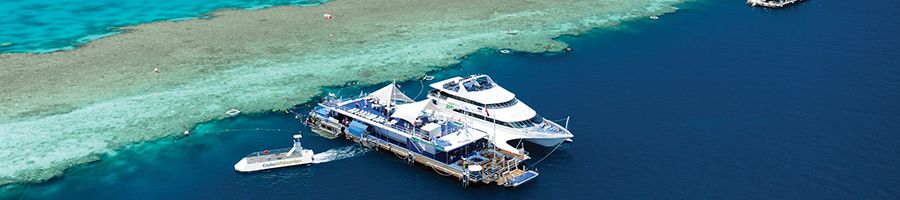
[390,99,437,124]
[368,82,414,105]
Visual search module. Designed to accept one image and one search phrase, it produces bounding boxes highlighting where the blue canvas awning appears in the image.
[348,120,368,137]
[314,106,330,117]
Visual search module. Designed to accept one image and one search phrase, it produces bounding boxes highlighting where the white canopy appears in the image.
[368,82,414,105]
[390,99,437,124]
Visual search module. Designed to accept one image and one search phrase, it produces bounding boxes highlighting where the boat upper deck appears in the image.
[243,148,303,165]
[323,97,486,151]
[428,75,516,105]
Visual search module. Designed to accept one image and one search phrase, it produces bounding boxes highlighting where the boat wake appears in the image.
[312,145,369,164]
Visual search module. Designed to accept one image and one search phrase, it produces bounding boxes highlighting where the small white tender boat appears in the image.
[225,109,241,116]
[234,134,315,172]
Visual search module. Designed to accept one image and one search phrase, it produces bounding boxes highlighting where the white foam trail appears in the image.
[312,145,369,164]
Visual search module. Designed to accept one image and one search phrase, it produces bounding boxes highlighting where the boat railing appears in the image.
[320,95,365,107]
[520,120,570,136]
[244,148,293,158]
[334,104,440,140]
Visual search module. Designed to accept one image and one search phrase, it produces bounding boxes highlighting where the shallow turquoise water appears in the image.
[0,0,323,53]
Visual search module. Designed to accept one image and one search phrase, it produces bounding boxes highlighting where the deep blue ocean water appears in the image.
[0,0,323,53]
[3,0,900,199]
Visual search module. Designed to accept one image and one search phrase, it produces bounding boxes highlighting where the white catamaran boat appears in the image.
[426,75,574,154]
[234,134,315,172]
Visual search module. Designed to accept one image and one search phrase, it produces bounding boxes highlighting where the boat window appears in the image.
[435,90,485,107]
[505,115,542,128]
[462,81,475,91]
[485,98,518,109]
[461,76,495,92]
[450,107,542,129]
[442,81,460,92]
[529,115,544,124]
[515,121,527,128]
[475,76,493,89]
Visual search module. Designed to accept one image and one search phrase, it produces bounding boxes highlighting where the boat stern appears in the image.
[501,170,539,187]
[301,149,315,163]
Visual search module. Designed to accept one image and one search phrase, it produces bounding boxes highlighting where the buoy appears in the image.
[324,14,333,20]
[184,130,190,136]
[264,150,270,155]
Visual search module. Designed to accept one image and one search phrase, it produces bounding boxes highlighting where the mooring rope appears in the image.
[528,140,564,168]
[194,128,301,135]
[431,165,453,177]
[392,149,408,159]
[413,77,425,100]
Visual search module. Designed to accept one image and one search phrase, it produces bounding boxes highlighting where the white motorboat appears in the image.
[234,134,314,172]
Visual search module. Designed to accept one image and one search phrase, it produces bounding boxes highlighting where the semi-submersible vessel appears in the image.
[306,75,573,187]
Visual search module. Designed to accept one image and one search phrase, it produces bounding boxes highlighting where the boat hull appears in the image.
[234,150,314,172]
[526,137,568,147]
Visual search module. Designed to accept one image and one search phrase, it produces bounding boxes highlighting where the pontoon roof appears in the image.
[368,82,414,105]
[390,99,437,124]
[437,128,488,151]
